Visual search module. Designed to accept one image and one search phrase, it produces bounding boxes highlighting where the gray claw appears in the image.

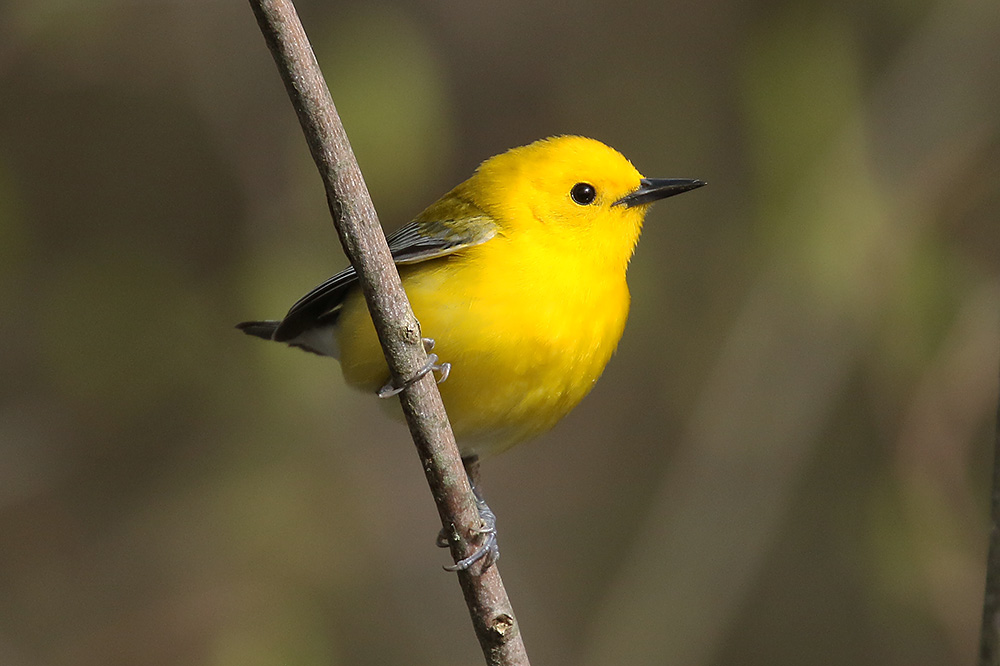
[377,346,450,398]
[443,489,500,572]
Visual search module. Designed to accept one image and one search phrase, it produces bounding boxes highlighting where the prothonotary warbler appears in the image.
[239,135,704,569]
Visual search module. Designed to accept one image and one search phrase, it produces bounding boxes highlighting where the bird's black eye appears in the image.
[570,182,597,205]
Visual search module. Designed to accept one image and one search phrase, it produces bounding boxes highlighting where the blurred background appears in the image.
[1,0,998,664]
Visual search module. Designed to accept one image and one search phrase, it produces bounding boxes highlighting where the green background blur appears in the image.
[1,0,998,664]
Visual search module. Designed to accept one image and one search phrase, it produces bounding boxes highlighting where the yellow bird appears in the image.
[239,136,703,568]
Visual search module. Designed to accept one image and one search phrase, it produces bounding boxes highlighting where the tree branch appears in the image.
[246,1,529,664]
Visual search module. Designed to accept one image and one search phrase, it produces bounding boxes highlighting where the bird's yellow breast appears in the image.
[336,231,631,458]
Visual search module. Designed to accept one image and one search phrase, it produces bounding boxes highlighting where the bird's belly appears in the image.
[336,260,630,457]
[433,328,620,457]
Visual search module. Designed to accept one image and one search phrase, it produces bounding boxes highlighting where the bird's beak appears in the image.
[613,178,706,208]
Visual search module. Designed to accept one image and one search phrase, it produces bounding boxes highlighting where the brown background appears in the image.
[1,0,998,664]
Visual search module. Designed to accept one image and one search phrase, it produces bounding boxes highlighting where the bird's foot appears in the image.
[377,338,451,398]
[439,486,500,572]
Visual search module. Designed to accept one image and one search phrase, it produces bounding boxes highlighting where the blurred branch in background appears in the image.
[246,0,528,664]
[980,343,1000,665]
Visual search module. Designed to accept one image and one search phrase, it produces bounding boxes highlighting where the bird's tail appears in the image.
[236,320,280,340]
[236,319,339,357]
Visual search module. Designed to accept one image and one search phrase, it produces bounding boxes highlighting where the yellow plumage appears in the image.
[240,136,704,458]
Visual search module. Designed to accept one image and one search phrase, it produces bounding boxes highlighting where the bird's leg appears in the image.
[378,337,451,398]
[439,455,500,572]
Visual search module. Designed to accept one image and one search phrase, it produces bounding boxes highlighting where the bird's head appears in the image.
[466,136,704,265]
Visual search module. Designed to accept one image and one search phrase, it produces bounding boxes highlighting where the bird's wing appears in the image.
[272,211,497,342]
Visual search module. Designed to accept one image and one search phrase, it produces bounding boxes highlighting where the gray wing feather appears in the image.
[272,216,496,341]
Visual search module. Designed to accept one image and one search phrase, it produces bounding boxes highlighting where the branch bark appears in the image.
[246,2,529,664]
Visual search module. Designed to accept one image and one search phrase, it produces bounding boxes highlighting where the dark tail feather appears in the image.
[236,320,280,341]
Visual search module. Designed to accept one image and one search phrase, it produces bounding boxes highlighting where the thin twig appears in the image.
[246,1,529,664]
[979,360,1000,666]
